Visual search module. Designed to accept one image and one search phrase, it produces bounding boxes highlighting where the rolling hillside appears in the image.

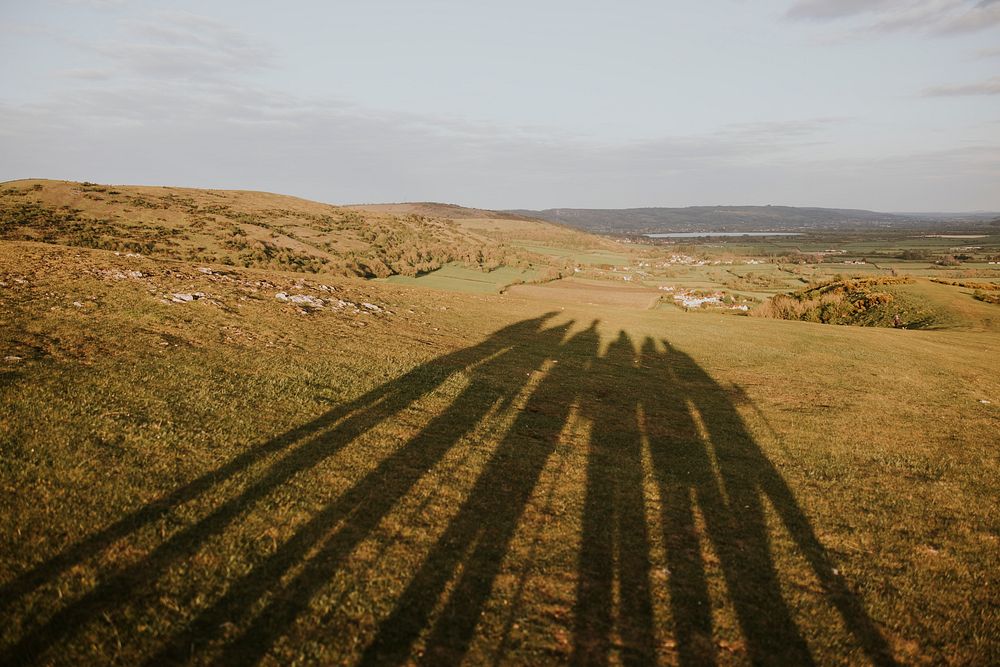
[1,237,996,665]
[0,180,997,664]
[0,180,605,280]
[349,201,619,250]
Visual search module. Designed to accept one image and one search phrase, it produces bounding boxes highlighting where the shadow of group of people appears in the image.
[1,314,894,666]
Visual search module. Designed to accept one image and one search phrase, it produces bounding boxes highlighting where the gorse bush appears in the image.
[751,276,916,327]
[0,201,165,254]
[972,291,1000,305]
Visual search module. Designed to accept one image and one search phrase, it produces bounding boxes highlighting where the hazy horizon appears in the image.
[5,176,998,216]
[2,0,999,211]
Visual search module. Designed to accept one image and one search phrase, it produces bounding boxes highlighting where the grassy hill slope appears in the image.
[0,180,605,280]
[1,238,997,665]
[350,201,620,249]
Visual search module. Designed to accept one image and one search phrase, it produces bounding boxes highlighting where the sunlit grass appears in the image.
[1,239,997,664]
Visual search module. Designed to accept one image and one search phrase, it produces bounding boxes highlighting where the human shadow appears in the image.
[0,314,559,666]
[1,318,896,666]
[562,333,896,667]
[571,331,657,666]
[151,318,577,666]
[358,322,601,665]
[646,339,895,666]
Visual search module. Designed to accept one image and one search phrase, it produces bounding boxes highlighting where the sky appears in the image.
[1,0,998,211]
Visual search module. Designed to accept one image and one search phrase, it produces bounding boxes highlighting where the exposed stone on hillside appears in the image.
[275,292,325,308]
[170,292,205,303]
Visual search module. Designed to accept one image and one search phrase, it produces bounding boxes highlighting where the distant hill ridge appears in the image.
[346,202,539,222]
[507,205,1000,234]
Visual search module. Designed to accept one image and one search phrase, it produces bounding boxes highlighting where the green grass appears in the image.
[511,242,629,266]
[379,262,540,293]
[1,227,998,666]
[896,280,1000,331]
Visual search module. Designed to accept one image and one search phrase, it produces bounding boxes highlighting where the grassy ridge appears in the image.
[1,240,997,664]
[0,180,604,281]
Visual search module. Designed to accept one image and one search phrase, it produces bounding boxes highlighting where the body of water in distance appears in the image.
[645,232,804,238]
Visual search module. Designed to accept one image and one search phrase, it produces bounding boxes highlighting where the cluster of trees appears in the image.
[237,239,330,273]
[221,232,329,273]
[194,200,553,277]
[348,214,530,277]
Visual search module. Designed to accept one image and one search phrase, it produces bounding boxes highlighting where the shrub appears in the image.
[751,276,914,327]
[973,291,1000,305]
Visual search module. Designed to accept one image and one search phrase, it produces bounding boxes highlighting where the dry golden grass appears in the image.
[506,278,663,310]
[0,180,607,281]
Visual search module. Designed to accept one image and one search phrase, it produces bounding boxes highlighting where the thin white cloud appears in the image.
[975,45,1000,57]
[86,11,274,81]
[55,68,112,80]
[57,0,129,7]
[786,0,895,21]
[786,0,1000,36]
[1,6,997,210]
[922,75,1000,96]
[4,74,994,211]
[0,74,851,204]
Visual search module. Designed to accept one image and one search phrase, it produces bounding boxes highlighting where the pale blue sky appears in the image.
[1,0,998,210]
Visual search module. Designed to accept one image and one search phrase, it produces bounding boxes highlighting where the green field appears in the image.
[511,241,630,266]
[380,263,540,293]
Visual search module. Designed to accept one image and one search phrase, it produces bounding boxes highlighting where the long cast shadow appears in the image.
[566,333,895,666]
[637,337,720,666]
[0,314,548,609]
[0,314,557,666]
[664,340,896,666]
[149,319,575,665]
[571,331,656,666]
[637,337,895,666]
[359,322,601,665]
[1,318,896,666]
